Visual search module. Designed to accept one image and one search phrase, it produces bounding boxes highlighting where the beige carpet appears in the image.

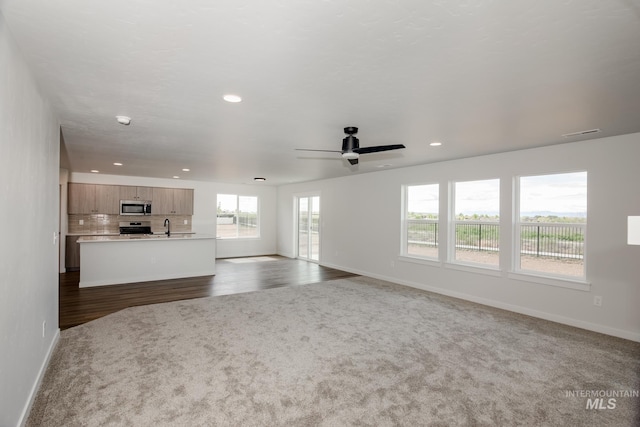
[28,277,639,426]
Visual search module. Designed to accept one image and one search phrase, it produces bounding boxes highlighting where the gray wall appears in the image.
[277,134,640,341]
[0,13,60,427]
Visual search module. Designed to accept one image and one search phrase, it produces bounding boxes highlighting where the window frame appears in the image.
[449,178,501,270]
[216,194,260,239]
[401,183,440,261]
[513,171,588,282]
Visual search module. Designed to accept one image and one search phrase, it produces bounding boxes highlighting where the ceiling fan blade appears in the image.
[295,148,342,153]
[348,158,358,165]
[354,144,405,154]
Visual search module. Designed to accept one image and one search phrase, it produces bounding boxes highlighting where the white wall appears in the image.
[69,173,277,259]
[0,13,61,427]
[277,134,640,342]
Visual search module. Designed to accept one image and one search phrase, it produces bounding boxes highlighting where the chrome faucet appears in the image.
[164,218,171,237]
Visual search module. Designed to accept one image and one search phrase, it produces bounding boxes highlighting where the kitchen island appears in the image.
[77,234,216,287]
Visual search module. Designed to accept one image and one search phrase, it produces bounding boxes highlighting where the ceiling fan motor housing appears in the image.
[342,127,359,154]
[342,127,360,161]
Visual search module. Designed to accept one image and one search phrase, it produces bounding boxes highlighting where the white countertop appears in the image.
[67,232,120,236]
[77,233,215,243]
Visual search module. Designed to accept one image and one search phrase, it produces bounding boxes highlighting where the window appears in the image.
[216,194,259,238]
[452,179,500,267]
[403,184,439,259]
[516,172,586,278]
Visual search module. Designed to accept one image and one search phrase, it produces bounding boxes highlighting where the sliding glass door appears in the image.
[297,195,320,262]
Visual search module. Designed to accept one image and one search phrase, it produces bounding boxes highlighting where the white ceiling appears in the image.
[2,1,640,185]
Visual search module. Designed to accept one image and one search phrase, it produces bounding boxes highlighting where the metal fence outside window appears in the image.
[454,221,500,252]
[406,220,584,261]
[520,223,584,259]
[238,214,257,228]
[407,220,438,248]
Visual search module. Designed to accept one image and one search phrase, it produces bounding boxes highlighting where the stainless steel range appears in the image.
[119,221,152,235]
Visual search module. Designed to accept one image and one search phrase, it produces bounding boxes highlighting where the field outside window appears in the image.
[452,179,500,267]
[404,184,439,259]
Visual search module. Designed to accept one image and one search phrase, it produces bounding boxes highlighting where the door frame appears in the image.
[294,192,321,263]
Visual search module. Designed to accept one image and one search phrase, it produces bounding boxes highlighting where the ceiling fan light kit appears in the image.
[296,126,405,166]
[115,115,131,125]
[223,94,242,103]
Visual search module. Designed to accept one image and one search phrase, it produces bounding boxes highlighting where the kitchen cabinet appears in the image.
[119,186,153,201]
[152,188,193,215]
[65,236,80,270]
[151,188,173,214]
[68,183,119,214]
[173,188,194,215]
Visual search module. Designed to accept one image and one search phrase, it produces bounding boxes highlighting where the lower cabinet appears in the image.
[65,236,80,271]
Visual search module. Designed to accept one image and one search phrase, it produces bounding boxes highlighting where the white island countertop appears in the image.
[77,233,210,242]
[77,233,216,287]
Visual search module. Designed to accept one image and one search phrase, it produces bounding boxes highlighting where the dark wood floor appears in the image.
[59,256,357,330]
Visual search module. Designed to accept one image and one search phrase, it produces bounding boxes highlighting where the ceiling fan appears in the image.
[296,126,406,165]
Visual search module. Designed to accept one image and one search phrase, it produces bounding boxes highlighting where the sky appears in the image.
[218,194,258,213]
[407,172,587,216]
[407,184,439,215]
[519,171,587,215]
[455,179,500,215]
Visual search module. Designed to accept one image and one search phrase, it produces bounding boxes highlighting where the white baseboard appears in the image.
[321,262,640,343]
[79,269,216,287]
[19,329,60,427]
[276,251,295,259]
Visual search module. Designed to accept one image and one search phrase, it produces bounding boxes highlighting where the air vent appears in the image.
[562,129,601,138]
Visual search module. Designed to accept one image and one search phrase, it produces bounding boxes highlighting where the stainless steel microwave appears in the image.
[120,200,152,216]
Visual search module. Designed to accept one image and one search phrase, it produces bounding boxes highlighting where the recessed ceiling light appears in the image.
[182,168,190,172]
[254,177,266,182]
[376,164,392,168]
[173,176,180,179]
[223,94,242,103]
[113,162,123,166]
[430,141,442,147]
[115,115,131,125]
[90,170,99,173]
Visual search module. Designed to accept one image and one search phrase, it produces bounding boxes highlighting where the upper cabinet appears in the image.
[152,188,194,215]
[69,183,193,215]
[173,189,194,215]
[119,186,153,201]
[68,183,119,214]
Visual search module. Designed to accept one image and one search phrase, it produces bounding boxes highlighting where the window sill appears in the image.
[508,272,590,292]
[398,255,441,267]
[444,262,502,277]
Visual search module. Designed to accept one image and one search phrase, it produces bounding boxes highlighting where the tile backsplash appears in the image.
[68,214,192,235]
